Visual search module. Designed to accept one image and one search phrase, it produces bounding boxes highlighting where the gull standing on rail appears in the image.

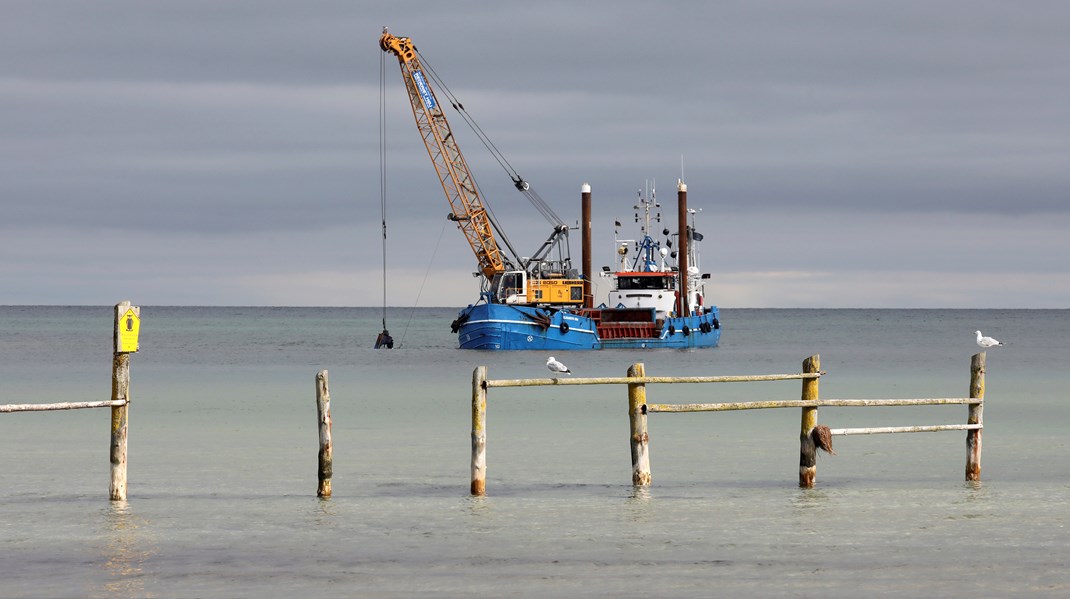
[975,330,1003,348]
[546,356,572,376]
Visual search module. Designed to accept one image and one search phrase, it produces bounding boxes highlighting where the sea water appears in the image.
[1,307,1068,597]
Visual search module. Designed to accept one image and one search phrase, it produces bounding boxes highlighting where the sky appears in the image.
[2,1,1068,308]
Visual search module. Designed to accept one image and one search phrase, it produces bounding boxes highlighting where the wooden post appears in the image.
[471,365,488,496]
[966,352,985,481]
[799,354,820,488]
[316,370,333,497]
[628,362,651,486]
[109,301,133,501]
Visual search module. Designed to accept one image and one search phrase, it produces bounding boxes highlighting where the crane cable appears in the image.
[379,47,448,348]
[398,216,450,347]
[375,51,393,349]
[417,50,566,229]
[411,50,520,268]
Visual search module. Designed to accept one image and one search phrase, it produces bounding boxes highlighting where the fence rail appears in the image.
[1,399,128,413]
[470,353,986,496]
[485,372,821,388]
[831,423,982,435]
[647,397,977,412]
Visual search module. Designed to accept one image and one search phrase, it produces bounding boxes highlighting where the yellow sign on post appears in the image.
[115,302,141,353]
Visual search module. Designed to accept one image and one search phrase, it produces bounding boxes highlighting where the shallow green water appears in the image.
[2,307,1068,596]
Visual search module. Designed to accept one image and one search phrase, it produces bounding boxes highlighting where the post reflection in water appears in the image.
[96,500,156,598]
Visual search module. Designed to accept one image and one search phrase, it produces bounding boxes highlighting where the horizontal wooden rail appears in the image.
[648,397,978,413]
[1,399,128,413]
[485,372,823,389]
[831,424,982,435]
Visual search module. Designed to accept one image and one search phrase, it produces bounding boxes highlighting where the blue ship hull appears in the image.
[454,303,720,350]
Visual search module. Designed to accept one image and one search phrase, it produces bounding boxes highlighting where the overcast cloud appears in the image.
[2,1,1068,307]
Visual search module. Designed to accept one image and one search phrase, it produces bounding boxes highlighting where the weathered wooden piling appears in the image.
[799,354,820,488]
[966,352,985,481]
[316,370,333,497]
[628,363,652,486]
[471,365,488,496]
[109,301,136,501]
[109,352,130,501]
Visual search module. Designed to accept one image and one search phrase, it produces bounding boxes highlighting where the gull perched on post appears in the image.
[975,330,1003,348]
[546,356,572,376]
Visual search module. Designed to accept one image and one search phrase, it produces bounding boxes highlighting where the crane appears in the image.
[380,28,584,307]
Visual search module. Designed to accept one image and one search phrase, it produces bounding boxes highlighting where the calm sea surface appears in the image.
[2,306,1068,597]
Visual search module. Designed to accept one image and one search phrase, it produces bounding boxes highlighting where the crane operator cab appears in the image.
[492,271,528,305]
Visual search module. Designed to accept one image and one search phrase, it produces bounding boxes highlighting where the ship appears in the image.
[451,181,720,350]
[381,29,720,350]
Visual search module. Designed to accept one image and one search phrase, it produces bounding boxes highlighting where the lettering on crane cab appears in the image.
[411,70,436,110]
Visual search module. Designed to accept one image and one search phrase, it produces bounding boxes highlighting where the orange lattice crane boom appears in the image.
[380,29,508,280]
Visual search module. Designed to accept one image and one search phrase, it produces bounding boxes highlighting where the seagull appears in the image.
[546,356,572,376]
[975,330,1003,348]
